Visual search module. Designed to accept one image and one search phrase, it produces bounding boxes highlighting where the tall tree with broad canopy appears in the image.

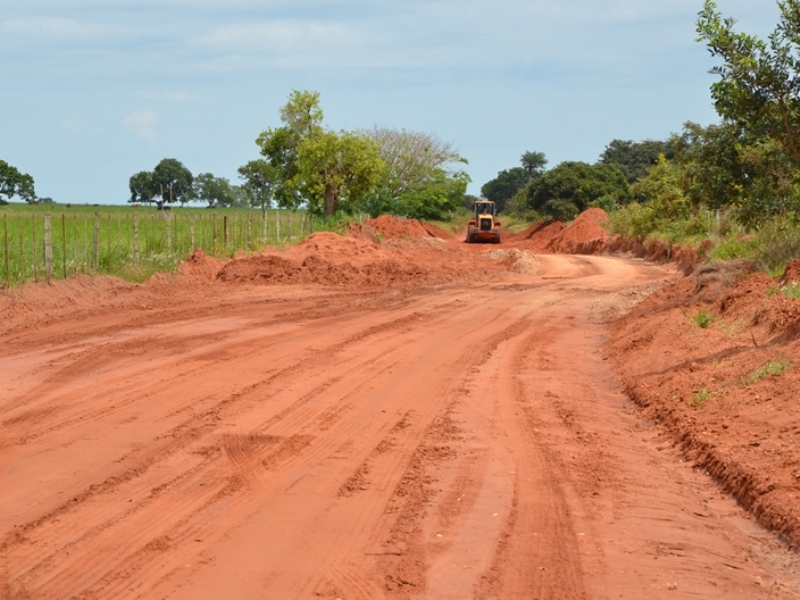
[0,160,36,204]
[256,90,325,210]
[364,126,469,219]
[128,171,158,205]
[256,90,385,217]
[599,139,674,183]
[297,129,384,216]
[525,161,631,221]
[130,159,194,208]
[153,158,193,207]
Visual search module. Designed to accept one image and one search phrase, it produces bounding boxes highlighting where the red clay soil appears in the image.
[608,259,800,551]
[1,212,799,599]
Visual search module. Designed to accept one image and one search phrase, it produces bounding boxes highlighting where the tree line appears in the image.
[485,0,800,231]
[6,0,800,229]
[130,91,469,220]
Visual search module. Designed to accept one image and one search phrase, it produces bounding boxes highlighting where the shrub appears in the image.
[752,218,800,276]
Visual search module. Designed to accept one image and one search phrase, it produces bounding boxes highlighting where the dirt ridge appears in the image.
[608,261,800,548]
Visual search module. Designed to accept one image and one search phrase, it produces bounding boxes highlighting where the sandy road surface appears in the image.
[1,253,798,599]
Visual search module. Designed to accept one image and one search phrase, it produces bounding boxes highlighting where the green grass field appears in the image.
[0,204,312,286]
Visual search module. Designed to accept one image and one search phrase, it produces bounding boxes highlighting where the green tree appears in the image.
[520,150,548,181]
[672,120,746,212]
[526,161,631,221]
[630,155,691,220]
[129,170,157,205]
[0,160,36,204]
[599,139,674,183]
[238,159,278,214]
[697,0,800,164]
[481,167,528,213]
[395,167,470,220]
[297,129,384,216]
[462,193,481,211]
[256,90,325,209]
[736,138,800,225]
[152,158,194,207]
[193,173,234,208]
[365,127,469,219]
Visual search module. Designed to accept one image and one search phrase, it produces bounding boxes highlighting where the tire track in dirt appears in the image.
[152,295,544,599]
[3,252,799,599]
[1,288,510,598]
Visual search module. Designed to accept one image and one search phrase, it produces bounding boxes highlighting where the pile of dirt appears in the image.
[545,208,618,255]
[0,275,135,326]
[346,222,381,244]
[608,265,800,547]
[176,248,225,282]
[214,228,514,289]
[504,209,705,274]
[216,253,430,288]
[297,232,385,263]
[364,215,433,240]
[507,221,567,252]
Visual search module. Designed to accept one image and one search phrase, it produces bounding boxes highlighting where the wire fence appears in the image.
[1,209,313,286]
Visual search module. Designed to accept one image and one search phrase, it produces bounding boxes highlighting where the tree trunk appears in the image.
[323,184,336,217]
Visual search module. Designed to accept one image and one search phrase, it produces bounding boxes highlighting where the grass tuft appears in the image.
[693,308,714,328]
[740,359,791,386]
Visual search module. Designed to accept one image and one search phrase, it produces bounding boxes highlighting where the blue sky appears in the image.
[1,0,780,205]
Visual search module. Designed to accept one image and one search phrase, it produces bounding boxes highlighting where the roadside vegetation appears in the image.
[5,1,800,285]
[481,1,800,276]
[0,204,312,285]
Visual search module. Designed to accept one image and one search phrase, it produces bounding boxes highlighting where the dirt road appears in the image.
[1,244,798,598]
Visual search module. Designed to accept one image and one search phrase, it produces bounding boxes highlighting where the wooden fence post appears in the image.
[32,214,38,283]
[61,214,67,279]
[190,214,196,251]
[44,213,53,284]
[133,213,140,263]
[224,215,228,248]
[166,212,172,255]
[248,213,252,248]
[212,213,217,247]
[18,216,24,283]
[92,213,100,271]
[107,214,112,272]
[3,214,9,288]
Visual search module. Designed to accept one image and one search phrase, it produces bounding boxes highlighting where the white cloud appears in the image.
[123,109,158,142]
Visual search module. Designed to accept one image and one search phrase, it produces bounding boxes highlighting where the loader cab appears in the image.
[474,201,496,219]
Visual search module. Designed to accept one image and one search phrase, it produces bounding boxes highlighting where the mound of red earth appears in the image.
[363,215,432,240]
[505,208,615,254]
[214,227,509,288]
[607,259,800,547]
[507,208,705,274]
